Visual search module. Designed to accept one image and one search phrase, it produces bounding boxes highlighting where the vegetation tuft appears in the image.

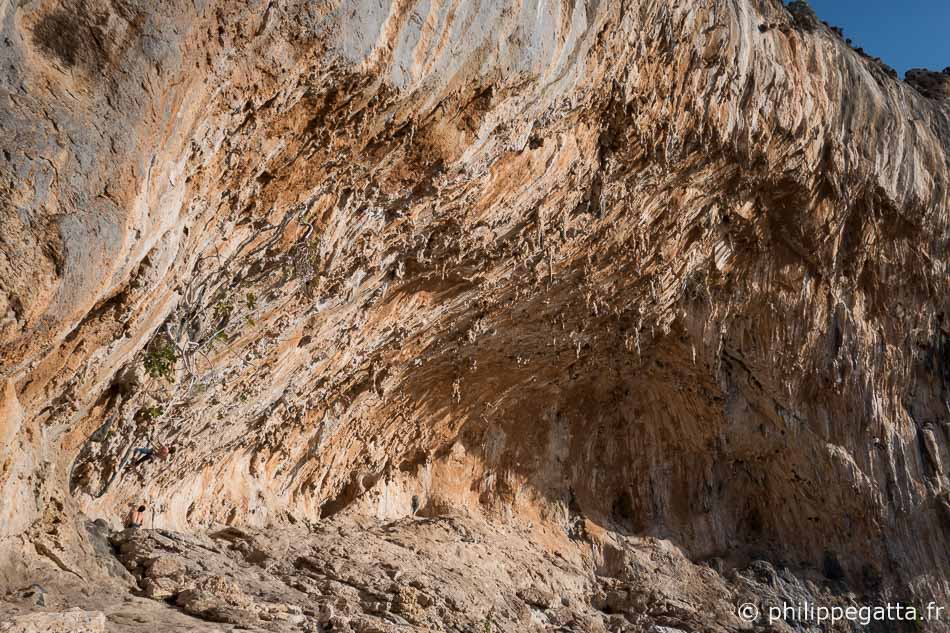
[483,608,494,633]
[143,337,178,381]
[135,404,164,421]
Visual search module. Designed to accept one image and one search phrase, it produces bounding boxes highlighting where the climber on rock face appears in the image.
[126,505,146,529]
[131,438,174,466]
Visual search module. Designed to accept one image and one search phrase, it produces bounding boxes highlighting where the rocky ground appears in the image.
[3,510,912,632]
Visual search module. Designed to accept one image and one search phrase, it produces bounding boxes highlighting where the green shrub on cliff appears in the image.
[143,338,177,381]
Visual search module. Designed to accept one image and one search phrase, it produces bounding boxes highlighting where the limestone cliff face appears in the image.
[1,0,949,630]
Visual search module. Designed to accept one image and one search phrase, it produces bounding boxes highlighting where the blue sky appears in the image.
[805,0,949,77]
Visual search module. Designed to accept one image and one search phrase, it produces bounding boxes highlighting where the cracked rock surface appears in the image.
[102,515,891,632]
[1,0,949,630]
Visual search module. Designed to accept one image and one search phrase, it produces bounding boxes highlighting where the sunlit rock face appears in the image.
[1,0,949,630]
